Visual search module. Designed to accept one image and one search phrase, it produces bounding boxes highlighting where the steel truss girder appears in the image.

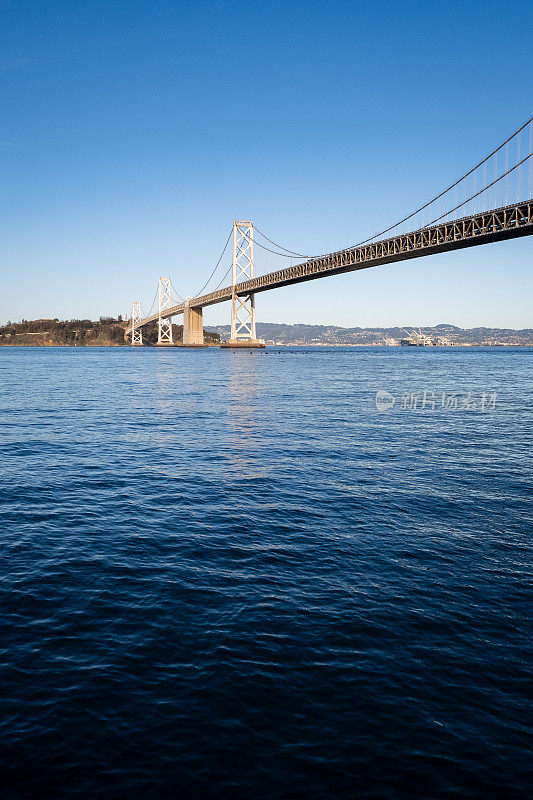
[125,200,533,334]
[236,201,533,295]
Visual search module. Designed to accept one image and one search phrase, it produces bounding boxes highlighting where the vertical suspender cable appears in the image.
[517,133,520,202]
[505,141,509,206]
[529,120,533,199]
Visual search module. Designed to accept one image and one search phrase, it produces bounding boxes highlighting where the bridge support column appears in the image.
[131,301,143,346]
[182,302,205,347]
[222,220,265,348]
[157,277,173,345]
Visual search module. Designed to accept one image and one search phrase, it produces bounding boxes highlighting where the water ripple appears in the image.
[0,346,531,799]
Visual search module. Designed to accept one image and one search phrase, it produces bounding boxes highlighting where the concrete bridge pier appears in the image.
[182,301,205,347]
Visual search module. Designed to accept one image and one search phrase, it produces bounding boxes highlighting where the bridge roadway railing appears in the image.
[126,200,532,333]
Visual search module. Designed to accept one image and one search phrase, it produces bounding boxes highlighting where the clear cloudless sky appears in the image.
[1,0,532,328]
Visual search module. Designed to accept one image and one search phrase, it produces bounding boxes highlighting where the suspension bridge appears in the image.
[125,117,533,347]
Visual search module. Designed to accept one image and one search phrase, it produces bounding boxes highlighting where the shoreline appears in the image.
[2,343,532,349]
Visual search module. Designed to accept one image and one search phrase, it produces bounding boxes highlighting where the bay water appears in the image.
[0,346,531,798]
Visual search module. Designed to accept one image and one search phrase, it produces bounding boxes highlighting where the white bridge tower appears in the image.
[131,301,143,346]
[157,277,173,345]
[229,220,258,344]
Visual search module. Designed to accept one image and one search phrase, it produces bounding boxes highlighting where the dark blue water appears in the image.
[0,346,531,799]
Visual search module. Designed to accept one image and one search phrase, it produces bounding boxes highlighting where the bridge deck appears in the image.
[126,201,533,333]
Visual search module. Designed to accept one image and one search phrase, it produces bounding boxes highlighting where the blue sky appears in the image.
[1,0,532,328]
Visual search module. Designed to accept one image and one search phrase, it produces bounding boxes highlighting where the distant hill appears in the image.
[206,322,533,346]
[0,318,220,346]
[1,318,530,347]
[0,317,128,346]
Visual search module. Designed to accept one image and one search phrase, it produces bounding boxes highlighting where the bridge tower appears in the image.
[157,277,173,345]
[223,220,264,347]
[131,302,143,346]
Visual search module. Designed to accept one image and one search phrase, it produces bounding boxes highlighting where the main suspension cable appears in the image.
[352,115,533,246]
[192,229,232,297]
[253,226,316,258]
[164,118,533,304]
[145,286,159,319]
[247,234,313,259]
[245,151,533,270]
[211,264,233,293]
[169,279,184,304]
[422,152,532,229]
